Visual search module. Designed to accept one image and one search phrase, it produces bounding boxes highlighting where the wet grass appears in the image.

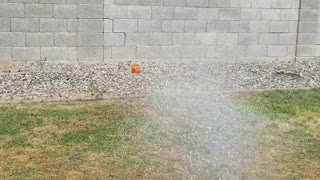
[0,100,183,179]
[238,89,320,179]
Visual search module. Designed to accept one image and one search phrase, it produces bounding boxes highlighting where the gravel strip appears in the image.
[0,59,319,102]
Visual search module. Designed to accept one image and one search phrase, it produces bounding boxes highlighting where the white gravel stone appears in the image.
[0,60,319,102]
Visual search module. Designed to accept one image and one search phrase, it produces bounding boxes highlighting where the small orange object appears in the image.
[131,64,141,74]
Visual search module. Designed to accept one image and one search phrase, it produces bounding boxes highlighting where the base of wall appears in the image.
[1,57,319,66]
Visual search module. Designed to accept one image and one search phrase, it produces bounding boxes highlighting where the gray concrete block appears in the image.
[104,5,128,19]
[0,18,10,32]
[112,46,136,59]
[78,4,103,18]
[241,9,261,21]
[175,7,198,20]
[55,32,77,47]
[231,0,251,7]
[297,45,314,56]
[140,0,163,6]
[195,33,216,45]
[229,21,250,32]
[0,48,12,62]
[222,45,247,57]
[187,0,208,7]
[267,45,287,57]
[12,0,37,2]
[150,33,173,46]
[301,0,319,9]
[238,33,259,45]
[164,0,187,6]
[206,45,223,57]
[314,46,320,56]
[207,20,229,32]
[287,45,296,57]
[0,0,319,62]
[261,9,281,20]
[281,9,299,20]
[67,47,77,61]
[78,19,104,33]
[137,46,160,58]
[208,0,231,7]
[67,19,78,32]
[273,0,293,8]
[299,22,319,33]
[12,18,39,32]
[219,8,241,20]
[40,19,67,32]
[259,33,279,44]
[279,33,297,44]
[216,33,238,45]
[173,33,195,45]
[138,19,161,32]
[54,4,77,19]
[252,0,272,8]
[300,10,318,22]
[59,0,76,3]
[270,21,289,32]
[247,45,267,57]
[185,20,207,32]
[114,19,138,32]
[0,3,24,17]
[115,0,139,5]
[12,47,40,61]
[77,0,98,3]
[162,20,185,32]
[26,33,53,47]
[41,47,67,61]
[183,46,207,58]
[128,6,151,18]
[0,33,25,47]
[249,21,270,32]
[78,47,103,61]
[289,21,298,32]
[26,4,53,18]
[198,8,219,19]
[298,33,319,45]
[78,33,104,47]
[104,33,125,46]
[151,6,175,19]
[161,46,183,58]
[291,0,300,8]
[104,47,112,60]
[104,19,113,32]
[126,33,150,45]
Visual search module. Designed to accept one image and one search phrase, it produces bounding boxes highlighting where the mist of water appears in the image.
[145,63,259,179]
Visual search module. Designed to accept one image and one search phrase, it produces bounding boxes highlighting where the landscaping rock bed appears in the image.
[0,59,319,102]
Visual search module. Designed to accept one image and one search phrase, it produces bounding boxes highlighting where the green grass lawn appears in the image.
[0,101,183,179]
[1,89,319,179]
[238,89,320,179]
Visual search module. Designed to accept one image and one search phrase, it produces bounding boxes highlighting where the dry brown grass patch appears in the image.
[0,100,185,179]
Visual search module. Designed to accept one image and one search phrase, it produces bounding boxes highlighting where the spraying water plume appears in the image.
[144,63,259,179]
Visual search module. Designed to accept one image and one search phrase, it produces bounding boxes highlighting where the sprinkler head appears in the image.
[131,64,141,74]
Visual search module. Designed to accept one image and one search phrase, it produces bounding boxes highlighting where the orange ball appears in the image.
[131,64,141,74]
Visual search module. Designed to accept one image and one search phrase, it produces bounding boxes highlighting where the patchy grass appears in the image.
[238,89,320,179]
[0,100,184,179]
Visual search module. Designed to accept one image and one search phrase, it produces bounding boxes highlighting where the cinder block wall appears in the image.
[0,0,319,63]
